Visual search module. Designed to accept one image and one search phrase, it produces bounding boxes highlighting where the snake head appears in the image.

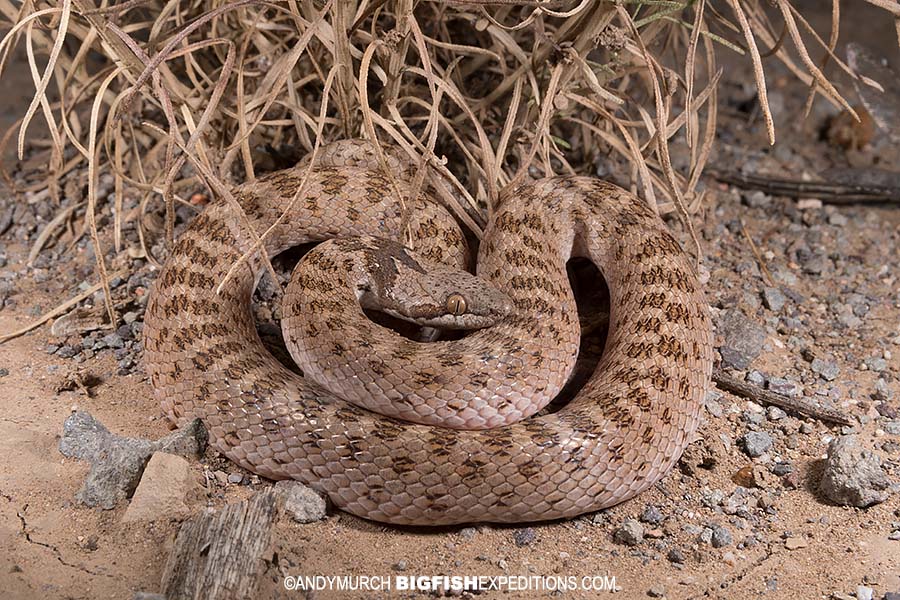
[352,237,515,330]
[379,265,515,330]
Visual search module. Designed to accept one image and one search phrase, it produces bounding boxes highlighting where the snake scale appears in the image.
[144,141,713,525]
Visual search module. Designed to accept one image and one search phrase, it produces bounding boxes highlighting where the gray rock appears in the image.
[711,525,733,548]
[746,371,766,386]
[856,586,874,600]
[57,345,77,359]
[513,527,537,547]
[767,406,787,421]
[828,212,849,227]
[873,379,892,402]
[613,519,644,546]
[102,333,124,349]
[865,357,888,372]
[762,287,786,312]
[133,594,167,600]
[59,412,153,509]
[741,190,772,207]
[740,431,773,458]
[154,419,208,459]
[877,402,899,419]
[59,412,207,509]
[275,481,327,523]
[811,358,840,381]
[647,583,667,597]
[772,462,793,476]
[884,421,900,435]
[227,473,244,484]
[666,548,685,563]
[717,310,767,370]
[640,505,663,525]
[820,436,890,507]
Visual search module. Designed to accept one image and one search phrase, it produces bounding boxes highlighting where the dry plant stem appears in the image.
[774,0,856,119]
[713,369,853,427]
[617,7,701,263]
[471,2,613,113]
[738,219,775,287]
[726,0,774,145]
[800,0,838,120]
[332,0,357,135]
[0,270,128,344]
[684,0,706,149]
[17,0,71,160]
[219,69,338,295]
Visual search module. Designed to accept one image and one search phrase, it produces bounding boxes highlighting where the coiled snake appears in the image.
[144,141,713,525]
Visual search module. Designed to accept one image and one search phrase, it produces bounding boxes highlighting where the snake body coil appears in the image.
[144,143,713,525]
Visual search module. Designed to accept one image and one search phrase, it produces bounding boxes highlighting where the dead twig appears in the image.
[707,169,900,203]
[713,369,853,427]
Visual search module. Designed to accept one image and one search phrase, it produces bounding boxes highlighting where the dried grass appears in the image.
[0,0,897,332]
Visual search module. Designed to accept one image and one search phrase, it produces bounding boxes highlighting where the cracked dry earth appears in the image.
[3,14,900,600]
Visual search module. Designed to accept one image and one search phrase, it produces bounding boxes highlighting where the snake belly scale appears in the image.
[144,145,713,525]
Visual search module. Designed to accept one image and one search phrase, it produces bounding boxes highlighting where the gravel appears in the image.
[666,548,685,564]
[640,505,663,525]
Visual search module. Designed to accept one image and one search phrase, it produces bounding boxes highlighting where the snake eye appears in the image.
[446,293,467,316]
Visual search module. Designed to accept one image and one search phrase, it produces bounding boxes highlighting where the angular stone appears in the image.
[122,453,197,523]
[820,436,890,508]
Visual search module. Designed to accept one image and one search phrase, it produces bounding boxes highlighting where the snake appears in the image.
[143,140,713,525]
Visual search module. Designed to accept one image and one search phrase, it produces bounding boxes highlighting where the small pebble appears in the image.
[513,527,536,547]
[873,379,892,402]
[746,370,766,386]
[767,406,787,421]
[614,519,644,546]
[741,431,773,458]
[811,358,840,381]
[768,377,801,397]
[666,548,685,563]
[227,472,243,484]
[647,584,666,597]
[784,537,808,550]
[762,287,786,312]
[711,526,733,548]
[641,505,663,525]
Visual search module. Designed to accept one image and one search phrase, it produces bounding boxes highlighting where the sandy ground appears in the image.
[2,4,900,600]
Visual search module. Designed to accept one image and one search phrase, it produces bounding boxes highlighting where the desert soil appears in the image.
[1,4,899,600]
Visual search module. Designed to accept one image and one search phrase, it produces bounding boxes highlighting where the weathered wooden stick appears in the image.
[713,369,853,426]
[161,490,278,600]
[707,169,900,203]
